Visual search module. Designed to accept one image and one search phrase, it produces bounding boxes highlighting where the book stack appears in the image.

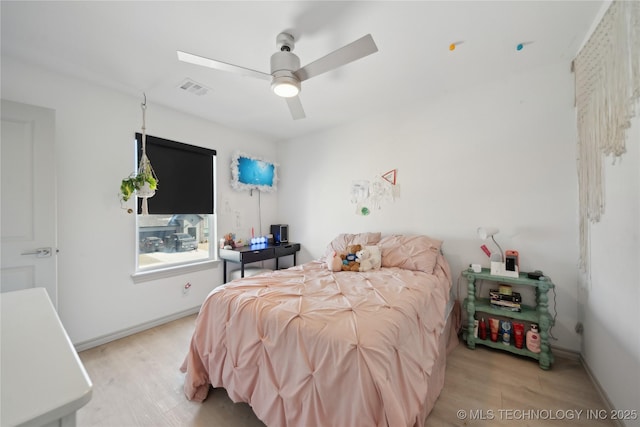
[490,289,522,312]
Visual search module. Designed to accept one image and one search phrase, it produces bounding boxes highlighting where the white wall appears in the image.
[581,114,639,424]
[1,56,279,345]
[278,61,583,351]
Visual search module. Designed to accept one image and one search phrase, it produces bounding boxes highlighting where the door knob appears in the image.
[21,247,52,258]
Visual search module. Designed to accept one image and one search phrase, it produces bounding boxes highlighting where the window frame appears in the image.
[129,135,219,283]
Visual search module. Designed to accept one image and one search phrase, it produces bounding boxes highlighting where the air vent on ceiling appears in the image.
[178,78,210,96]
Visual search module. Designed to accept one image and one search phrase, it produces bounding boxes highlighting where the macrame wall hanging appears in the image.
[573,0,640,279]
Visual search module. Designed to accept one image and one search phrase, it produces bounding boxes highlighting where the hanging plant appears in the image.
[119,167,157,202]
[119,94,158,213]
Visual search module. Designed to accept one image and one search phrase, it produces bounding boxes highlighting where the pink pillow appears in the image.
[324,232,382,257]
[378,234,442,273]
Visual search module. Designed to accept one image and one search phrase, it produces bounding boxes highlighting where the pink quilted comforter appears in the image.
[181,255,452,427]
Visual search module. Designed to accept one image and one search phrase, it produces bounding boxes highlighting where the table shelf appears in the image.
[471,298,539,323]
[469,336,542,360]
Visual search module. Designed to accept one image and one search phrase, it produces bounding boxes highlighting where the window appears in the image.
[132,133,217,280]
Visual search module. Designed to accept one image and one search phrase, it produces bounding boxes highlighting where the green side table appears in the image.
[463,268,555,369]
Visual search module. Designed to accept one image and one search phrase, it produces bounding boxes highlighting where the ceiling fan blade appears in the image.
[294,34,378,82]
[177,51,271,81]
[285,96,306,120]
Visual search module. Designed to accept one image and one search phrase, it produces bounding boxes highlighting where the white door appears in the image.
[1,99,57,308]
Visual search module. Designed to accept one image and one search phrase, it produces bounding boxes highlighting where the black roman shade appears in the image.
[136,133,216,214]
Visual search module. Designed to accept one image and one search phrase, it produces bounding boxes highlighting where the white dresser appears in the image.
[1,288,92,427]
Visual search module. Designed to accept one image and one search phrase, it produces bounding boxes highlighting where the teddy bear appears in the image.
[326,250,343,272]
[340,244,362,271]
[356,245,382,272]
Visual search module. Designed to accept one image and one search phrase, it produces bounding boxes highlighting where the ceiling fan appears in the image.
[177,32,378,120]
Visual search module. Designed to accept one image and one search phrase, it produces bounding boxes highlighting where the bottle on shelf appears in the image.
[489,318,500,342]
[513,322,525,349]
[526,323,541,353]
[479,317,487,340]
[500,320,512,345]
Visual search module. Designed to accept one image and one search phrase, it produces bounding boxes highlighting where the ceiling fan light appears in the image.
[271,76,300,98]
[273,82,299,97]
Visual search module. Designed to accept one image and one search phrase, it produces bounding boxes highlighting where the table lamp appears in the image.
[477,227,504,262]
[477,227,519,278]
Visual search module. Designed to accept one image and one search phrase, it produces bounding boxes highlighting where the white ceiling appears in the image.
[1,1,603,141]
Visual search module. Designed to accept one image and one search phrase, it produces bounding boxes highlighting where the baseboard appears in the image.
[550,344,580,361]
[74,306,200,352]
[580,356,625,427]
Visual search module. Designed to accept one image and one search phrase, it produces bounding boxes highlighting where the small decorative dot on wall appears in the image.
[448,41,464,51]
[515,41,533,52]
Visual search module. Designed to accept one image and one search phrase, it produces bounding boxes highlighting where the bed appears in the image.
[181,233,459,427]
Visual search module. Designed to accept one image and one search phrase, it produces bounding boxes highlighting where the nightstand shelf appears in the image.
[471,336,543,360]
[471,298,539,323]
[463,267,555,370]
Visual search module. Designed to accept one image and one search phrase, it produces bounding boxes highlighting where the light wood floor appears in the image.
[77,314,615,427]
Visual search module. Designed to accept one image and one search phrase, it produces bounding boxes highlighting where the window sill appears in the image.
[131,259,220,283]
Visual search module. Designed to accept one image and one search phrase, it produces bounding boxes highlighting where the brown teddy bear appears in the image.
[340,244,362,271]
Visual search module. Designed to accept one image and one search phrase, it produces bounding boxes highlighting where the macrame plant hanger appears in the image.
[137,94,158,215]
